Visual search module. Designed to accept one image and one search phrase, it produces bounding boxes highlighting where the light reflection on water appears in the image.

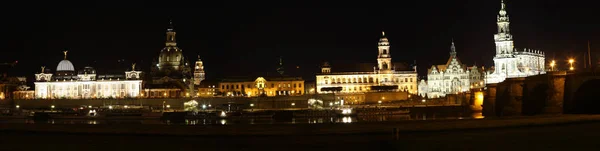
[2,112,483,125]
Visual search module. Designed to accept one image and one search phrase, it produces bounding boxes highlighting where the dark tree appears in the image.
[320,87,342,92]
[370,85,398,92]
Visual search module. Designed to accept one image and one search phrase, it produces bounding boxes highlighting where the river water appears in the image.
[0,112,483,125]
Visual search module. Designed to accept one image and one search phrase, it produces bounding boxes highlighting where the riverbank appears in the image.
[1,114,600,136]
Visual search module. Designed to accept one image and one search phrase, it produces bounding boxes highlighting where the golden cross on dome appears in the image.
[132,63,136,71]
[41,66,45,73]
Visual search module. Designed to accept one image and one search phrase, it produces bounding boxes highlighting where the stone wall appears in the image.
[483,71,568,117]
[364,91,408,103]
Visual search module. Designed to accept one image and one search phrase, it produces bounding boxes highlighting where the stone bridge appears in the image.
[483,71,600,116]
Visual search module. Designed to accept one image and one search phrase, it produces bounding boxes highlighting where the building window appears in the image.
[241,85,244,89]
[222,85,225,89]
[226,85,229,89]
[299,84,302,88]
[294,84,297,88]
[236,85,239,89]
[271,84,274,88]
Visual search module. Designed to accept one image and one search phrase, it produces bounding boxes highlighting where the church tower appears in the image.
[157,20,184,71]
[494,0,514,56]
[193,55,205,85]
[492,0,519,76]
[377,31,392,72]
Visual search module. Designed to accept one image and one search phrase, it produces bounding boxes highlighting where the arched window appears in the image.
[383,49,387,54]
[382,62,388,70]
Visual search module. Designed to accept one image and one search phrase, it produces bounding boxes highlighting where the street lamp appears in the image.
[569,59,574,71]
[550,60,556,71]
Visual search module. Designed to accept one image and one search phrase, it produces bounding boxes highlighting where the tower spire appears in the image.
[498,0,509,23]
[165,19,177,46]
[277,56,284,75]
[450,39,457,57]
[167,19,174,32]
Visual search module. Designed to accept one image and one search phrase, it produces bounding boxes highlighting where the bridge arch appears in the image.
[571,79,600,114]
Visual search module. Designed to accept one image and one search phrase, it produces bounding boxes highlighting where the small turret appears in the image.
[321,62,331,74]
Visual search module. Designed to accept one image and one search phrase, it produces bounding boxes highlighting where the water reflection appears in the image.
[1,112,483,125]
[341,117,352,123]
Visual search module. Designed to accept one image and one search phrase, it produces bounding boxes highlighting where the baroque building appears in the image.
[32,51,143,99]
[146,20,194,98]
[216,58,304,97]
[193,55,205,86]
[485,0,545,84]
[315,31,418,95]
[419,41,485,98]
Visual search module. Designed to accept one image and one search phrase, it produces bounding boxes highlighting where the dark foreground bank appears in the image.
[2,115,600,136]
[2,117,600,151]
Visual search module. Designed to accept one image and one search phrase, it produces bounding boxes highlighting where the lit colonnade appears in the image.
[33,52,143,99]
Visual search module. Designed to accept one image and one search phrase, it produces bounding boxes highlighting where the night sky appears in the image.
[1,1,599,81]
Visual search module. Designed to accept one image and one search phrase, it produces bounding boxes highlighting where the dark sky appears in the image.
[1,0,599,81]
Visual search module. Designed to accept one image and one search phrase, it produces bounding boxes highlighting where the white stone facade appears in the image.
[316,31,418,94]
[485,0,545,84]
[419,41,485,98]
[33,54,143,99]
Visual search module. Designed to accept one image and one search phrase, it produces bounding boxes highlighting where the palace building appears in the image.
[215,58,305,97]
[418,40,485,98]
[485,0,546,84]
[32,51,143,99]
[218,77,305,97]
[315,31,418,95]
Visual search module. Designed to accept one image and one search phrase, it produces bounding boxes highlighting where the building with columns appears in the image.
[419,41,485,98]
[31,51,143,99]
[316,31,418,95]
[486,0,546,84]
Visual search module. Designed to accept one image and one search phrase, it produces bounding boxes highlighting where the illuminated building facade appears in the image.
[197,80,217,97]
[218,77,304,97]
[33,52,143,99]
[147,20,194,97]
[485,0,545,84]
[315,31,418,94]
[419,41,485,98]
[193,55,205,85]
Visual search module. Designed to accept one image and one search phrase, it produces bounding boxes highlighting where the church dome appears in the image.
[57,60,75,71]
